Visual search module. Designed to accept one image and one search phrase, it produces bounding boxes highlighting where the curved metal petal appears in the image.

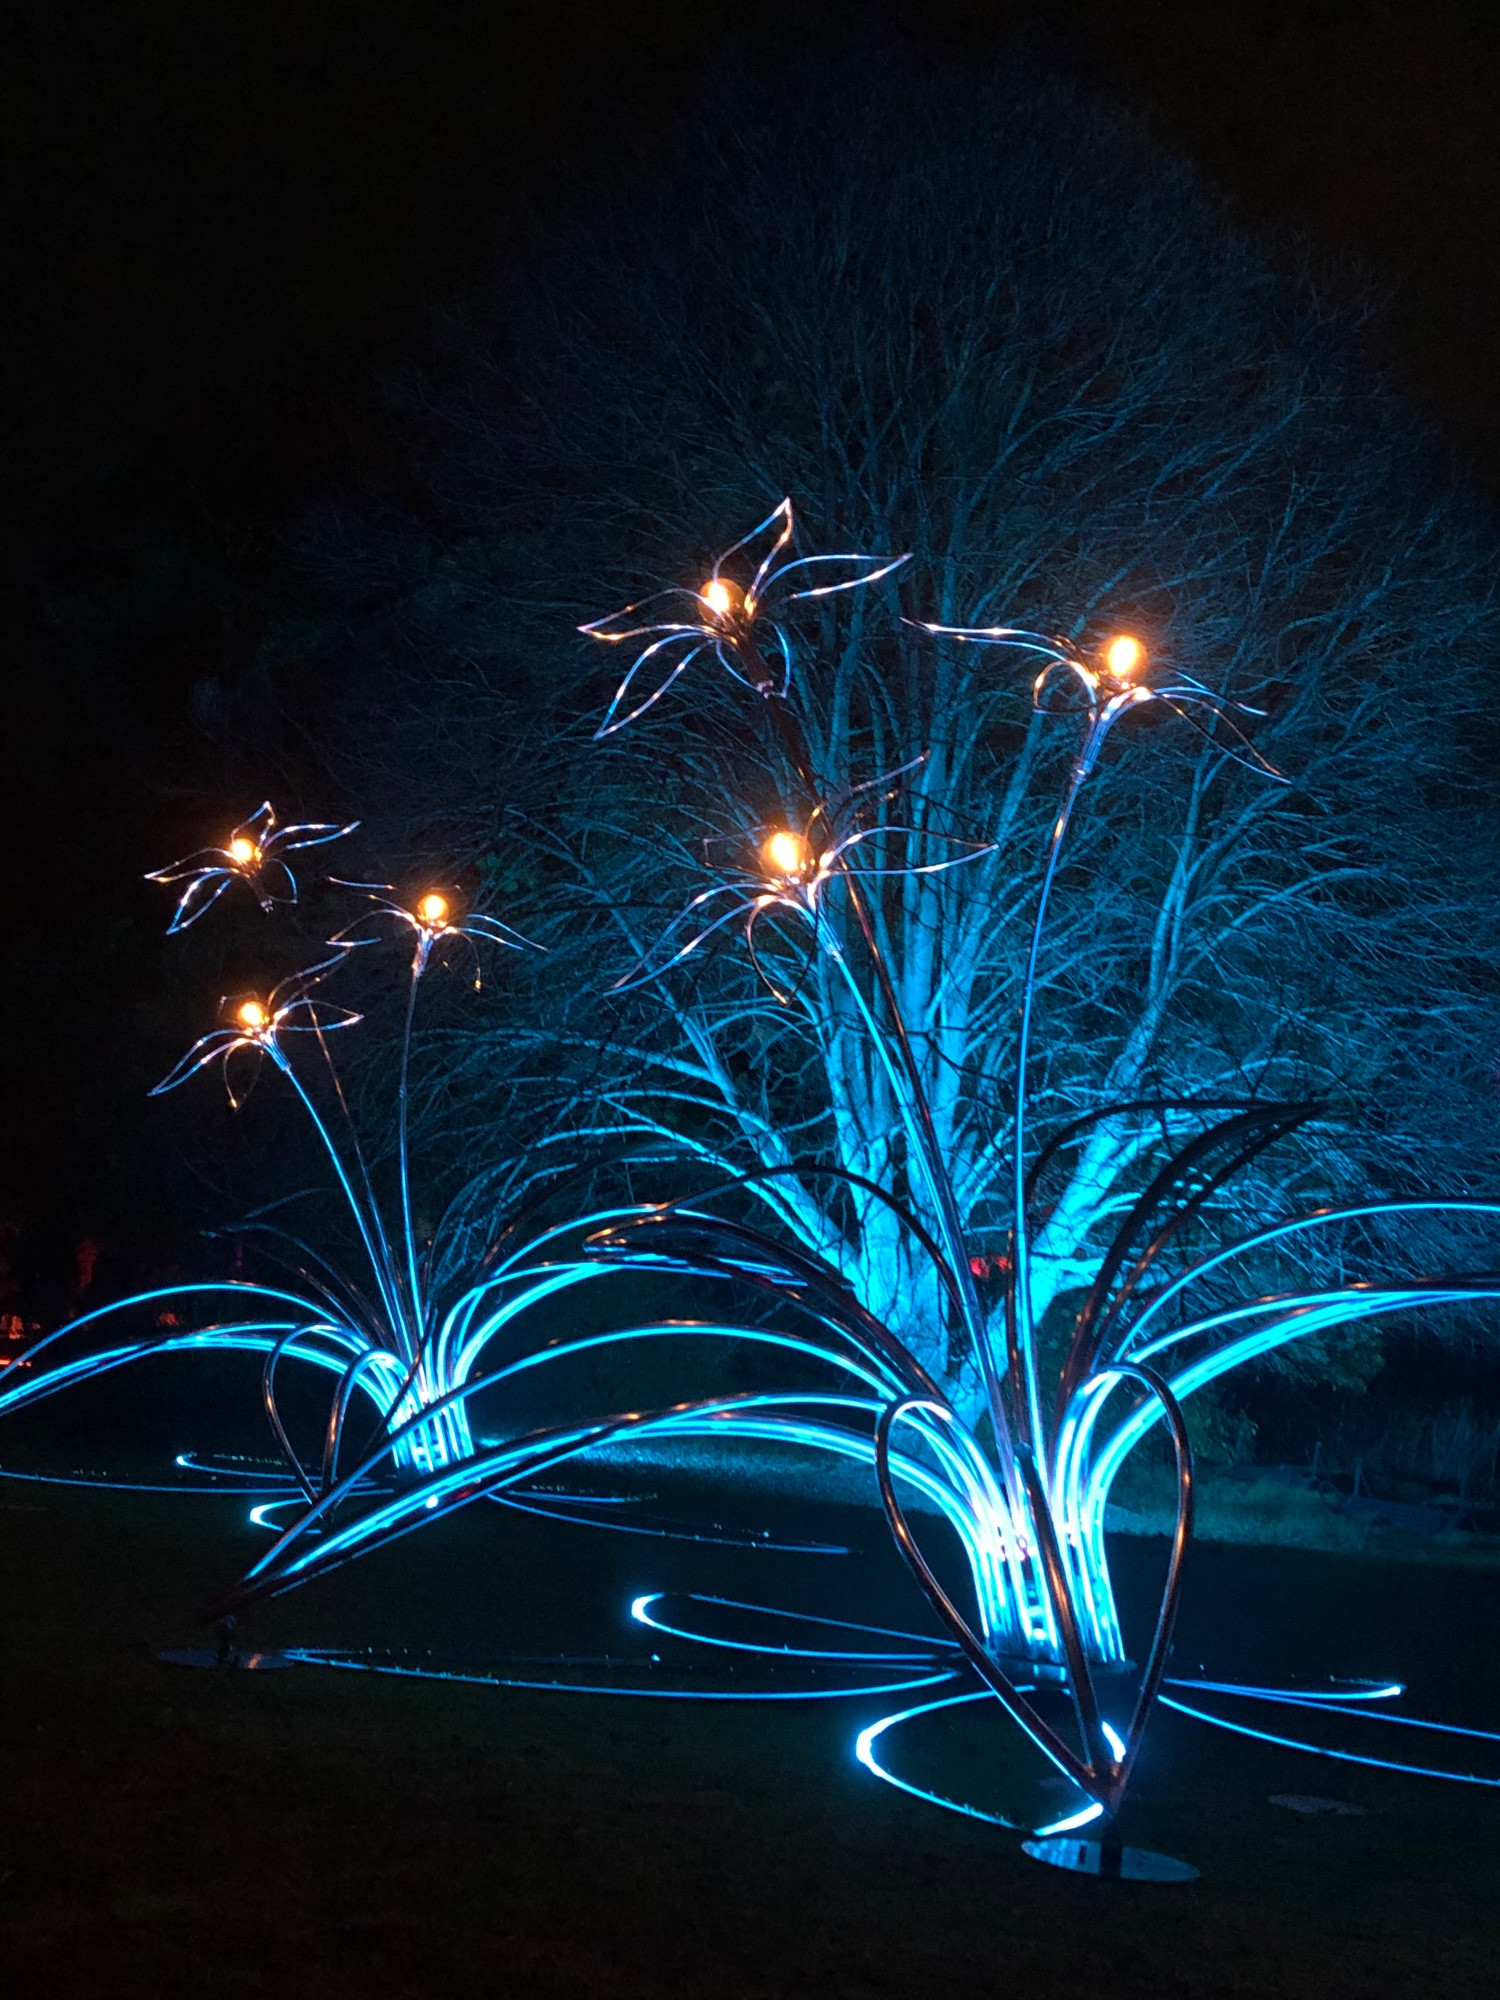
[146,849,228,886]
[577,591,713,643]
[271,1000,363,1033]
[270,818,360,853]
[763,549,912,605]
[1155,691,1288,783]
[720,498,794,607]
[163,870,233,933]
[595,634,713,737]
[149,1030,245,1096]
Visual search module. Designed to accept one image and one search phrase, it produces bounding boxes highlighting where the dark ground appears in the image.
[3,1464,1498,1999]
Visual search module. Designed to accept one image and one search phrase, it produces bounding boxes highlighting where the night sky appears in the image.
[5,0,1500,1273]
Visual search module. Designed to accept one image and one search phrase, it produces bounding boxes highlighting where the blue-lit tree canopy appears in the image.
[296,54,1500,1440]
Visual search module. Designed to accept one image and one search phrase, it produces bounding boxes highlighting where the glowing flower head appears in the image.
[1103,634,1145,684]
[613,764,992,1002]
[330,879,537,981]
[762,829,813,883]
[148,802,359,933]
[582,499,910,738]
[152,956,361,1105]
[908,617,1285,783]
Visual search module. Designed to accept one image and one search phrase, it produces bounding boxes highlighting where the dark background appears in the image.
[4,0,1499,1302]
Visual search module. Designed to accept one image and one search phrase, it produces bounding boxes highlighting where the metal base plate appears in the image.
[1021,1836,1199,1882]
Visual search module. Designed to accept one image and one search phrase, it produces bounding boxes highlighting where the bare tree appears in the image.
[298,47,1500,1417]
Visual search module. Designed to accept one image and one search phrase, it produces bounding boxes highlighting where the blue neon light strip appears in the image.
[289,1650,959,1703]
[1158,1694,1500,1787]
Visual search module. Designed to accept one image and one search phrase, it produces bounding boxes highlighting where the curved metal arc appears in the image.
[468,1320,896,1405]
[1153,691,1288,783]
[262,1326,322,1502]
[584,1208,944,1401]
[215,1214,385,1333]
[1083,1279,1500,1530]
[0,1280,355,1395]
[1056,1104,1321,1422]
[0,1323,361,1433]
[394,957,428,1349]
[1023,1098,1280,1213]
[1008,742,1096,1459]
[279,1059,409,1349]
[321,1348,401,1496]
[1093,1362,1195,1810]
[743,896,821,1010]
[469,1158,680,1274]
[1120,1198,1500,1352]
[830,867,1002,1452]
[1157,1694,1500,1788]
[1090,1107,1320,1345]
[248,1313,901,1579]
[1012,1443,1108,1779]
[873,1396,1095,1796]
[618,1161,969,1335]
[219,1383,851,1612]
[856,1690,1080,1832]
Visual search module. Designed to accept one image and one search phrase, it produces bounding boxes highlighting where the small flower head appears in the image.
[910,617,1284,782]
[148,802,359,933]
[1102,634,1146,686]
[615,767,992,1000]
[331,881,536,982]
[582,499,910,737]
[700,577,741,622]
[152,956,360,1105]
[761,828,816,887]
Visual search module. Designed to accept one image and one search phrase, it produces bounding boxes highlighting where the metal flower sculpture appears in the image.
[146,800,358,932]
[8,523,1500,1883]
[548,545,1500,1872]
[0,843,596,1511]
[581,498,909,736]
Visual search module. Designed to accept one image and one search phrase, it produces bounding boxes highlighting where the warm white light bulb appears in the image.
[237,999,269,1031]
[229,837,259,865]
[701,578,735,618]
[1105,634,1145,681]
[763,830,810,878]
[418,893,449,925]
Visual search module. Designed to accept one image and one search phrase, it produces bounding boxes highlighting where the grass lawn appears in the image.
[2,1469,1498,1998]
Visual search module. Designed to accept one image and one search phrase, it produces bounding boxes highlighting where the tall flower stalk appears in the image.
[0,829,569,1494]
[567,501,1500,1843]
